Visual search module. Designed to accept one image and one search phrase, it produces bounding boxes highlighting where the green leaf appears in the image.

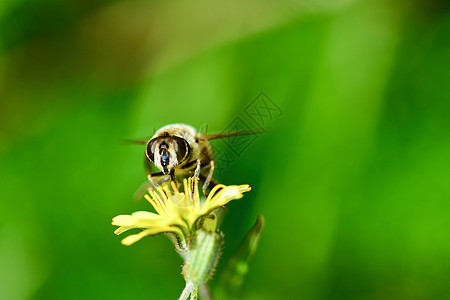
[215,215,265,300]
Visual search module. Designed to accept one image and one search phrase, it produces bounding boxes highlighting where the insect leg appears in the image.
[182,159,199,170]
[169,169,176,181]
[194,159,201,179]
[202,160,215,197]
[147,171,170,189]
[191,159,202,196]
[133,171,170,200]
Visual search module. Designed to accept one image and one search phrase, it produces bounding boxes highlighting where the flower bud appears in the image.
[183,230,223,285]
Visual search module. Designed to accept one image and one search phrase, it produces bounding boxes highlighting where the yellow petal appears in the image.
[112,212,164,228]
[171,193,188,207]
[114,226,136,235]
[131,211,161,219]
[202,185,251,214]
[174,206,195,227]
[112,215,137,226]
[121,226,178,246]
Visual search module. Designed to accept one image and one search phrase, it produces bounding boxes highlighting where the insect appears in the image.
[130,123,260,195]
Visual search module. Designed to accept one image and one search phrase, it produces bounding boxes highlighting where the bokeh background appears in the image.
[0,0,449,299]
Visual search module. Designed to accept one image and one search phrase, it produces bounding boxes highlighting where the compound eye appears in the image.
[146,138,157,162]
[172,136,190,163]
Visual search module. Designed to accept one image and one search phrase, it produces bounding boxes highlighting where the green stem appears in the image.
[189,285,198,300]
[179,282,194,300]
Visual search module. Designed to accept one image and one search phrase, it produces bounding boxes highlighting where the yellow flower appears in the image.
[112,176,251,249]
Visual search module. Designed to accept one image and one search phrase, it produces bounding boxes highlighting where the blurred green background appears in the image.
[0,0,449,299]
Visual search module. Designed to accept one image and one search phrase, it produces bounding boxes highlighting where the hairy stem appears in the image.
[179,282,195,300]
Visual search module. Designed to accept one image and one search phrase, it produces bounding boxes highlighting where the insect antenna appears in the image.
[122,139,148,145]
[198,128,265,141]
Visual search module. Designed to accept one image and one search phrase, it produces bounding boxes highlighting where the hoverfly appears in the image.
[130,123,261,195]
